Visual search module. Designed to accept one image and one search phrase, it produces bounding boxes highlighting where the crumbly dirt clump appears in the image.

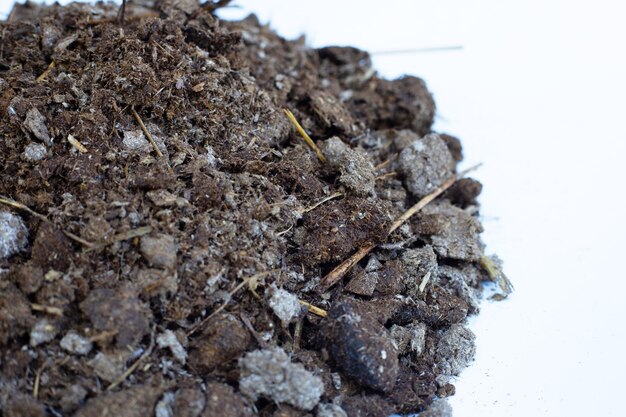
[0,1,509,416]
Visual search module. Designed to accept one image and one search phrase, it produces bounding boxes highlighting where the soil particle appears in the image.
[58,384,88,413]
[188,313,251,373]
[156,392,176,417]
[419,398,454,417]
[238,347,324,411]
[13,262,44,294]
[440,133,464,163]
[398,133,455,197]
[173,388,206,417]
[80,286,152,348]
[400,245,438,297]
[340,394,394,417]
[23,107,52,146]
[157,329,187,365]
[2,392,46,417]
[315,403,347,417]
[140,233,178,270]
[323,299,399,392]
[0,281,34,345]
[29,317,58,346]
[434,324,476,387]
[74,385,165,417]
[22,142,47,161]
[321,137,376,196]
[416,202,485,261]
[309,91,357,135]
[60,331,93,355]
[297,198,390,267]
[88,349,131,383]
[347,76,435,135]
[344,266,378,297]
[268,285,303,325]
[0,211,28,259]
[437,265,481,314]
[30,222,72,271]
[444,177,483,209]
[390,322,427,356]
[203,381,253,417]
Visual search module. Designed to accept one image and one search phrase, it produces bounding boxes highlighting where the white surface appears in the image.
[3,1,626,416]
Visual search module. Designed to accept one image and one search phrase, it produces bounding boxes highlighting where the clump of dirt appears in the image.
[0,1,510,416]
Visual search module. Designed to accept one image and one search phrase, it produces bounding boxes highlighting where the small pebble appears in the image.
[60,331,93,355]
[157,330,187,364]
[30,318,58,347]
[24,107,52,145]
[0,211,28,259]
[268,286,302,325]
[239,347,324,411]
[22,143,47,161]
[140,234,178,270]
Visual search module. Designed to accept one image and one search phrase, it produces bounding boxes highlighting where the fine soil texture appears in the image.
[0,1,511,416]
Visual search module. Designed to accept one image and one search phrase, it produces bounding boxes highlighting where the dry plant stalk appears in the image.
[1,195,94,245]
[131,107,164,158]
[31,303,63,317]
[33,361,46,399]
[302,192,343,214]
[36,61,56,82]
[298,300,328,318]
[187,270,276,336]
[283,109,327,163]
[0,195,48,222]
[107,327,155,391]
[317,164,482,292]
[67,134,88,153]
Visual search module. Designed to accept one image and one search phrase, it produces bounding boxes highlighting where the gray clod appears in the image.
[24,107,52,146]
[398,133,454,197]
[0,211,29,260]
[239,347,324,411]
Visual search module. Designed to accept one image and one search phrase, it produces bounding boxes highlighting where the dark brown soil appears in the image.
[0,1,509,416]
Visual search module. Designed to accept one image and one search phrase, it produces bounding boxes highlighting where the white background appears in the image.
[3,1,626,416]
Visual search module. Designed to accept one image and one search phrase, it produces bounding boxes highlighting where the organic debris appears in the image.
[0,1,509,416]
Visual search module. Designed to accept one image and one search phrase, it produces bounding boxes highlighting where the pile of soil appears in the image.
[0,1,510,416]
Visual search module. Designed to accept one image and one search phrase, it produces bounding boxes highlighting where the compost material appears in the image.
[0,1,510,416]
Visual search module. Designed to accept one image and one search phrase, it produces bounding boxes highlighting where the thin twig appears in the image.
[33,361,46,399]
[63,230,95,248]
[36,61,56,83]
[317,164,482,292]
[293,318,303,352]
[187,270,276,337]
[374,153,397,171]
[1,195,98,247]
[131,107,164,158]
[375,172,397,181]
[299,300,328,318]
[240,312,268,348]
[302,192,343,214]
[67,134,88,153]
[31,303,63,317]
[0,195,47,222]
[283,109,327,163]
[107,328,155,391]
[85,226,152,252]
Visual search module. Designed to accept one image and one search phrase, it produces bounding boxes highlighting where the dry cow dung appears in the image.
[0,1,511,416]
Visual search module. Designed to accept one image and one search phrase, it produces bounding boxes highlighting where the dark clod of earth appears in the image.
[0,1,511,416]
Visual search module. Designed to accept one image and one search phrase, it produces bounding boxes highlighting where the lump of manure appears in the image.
[238,347,324,410]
